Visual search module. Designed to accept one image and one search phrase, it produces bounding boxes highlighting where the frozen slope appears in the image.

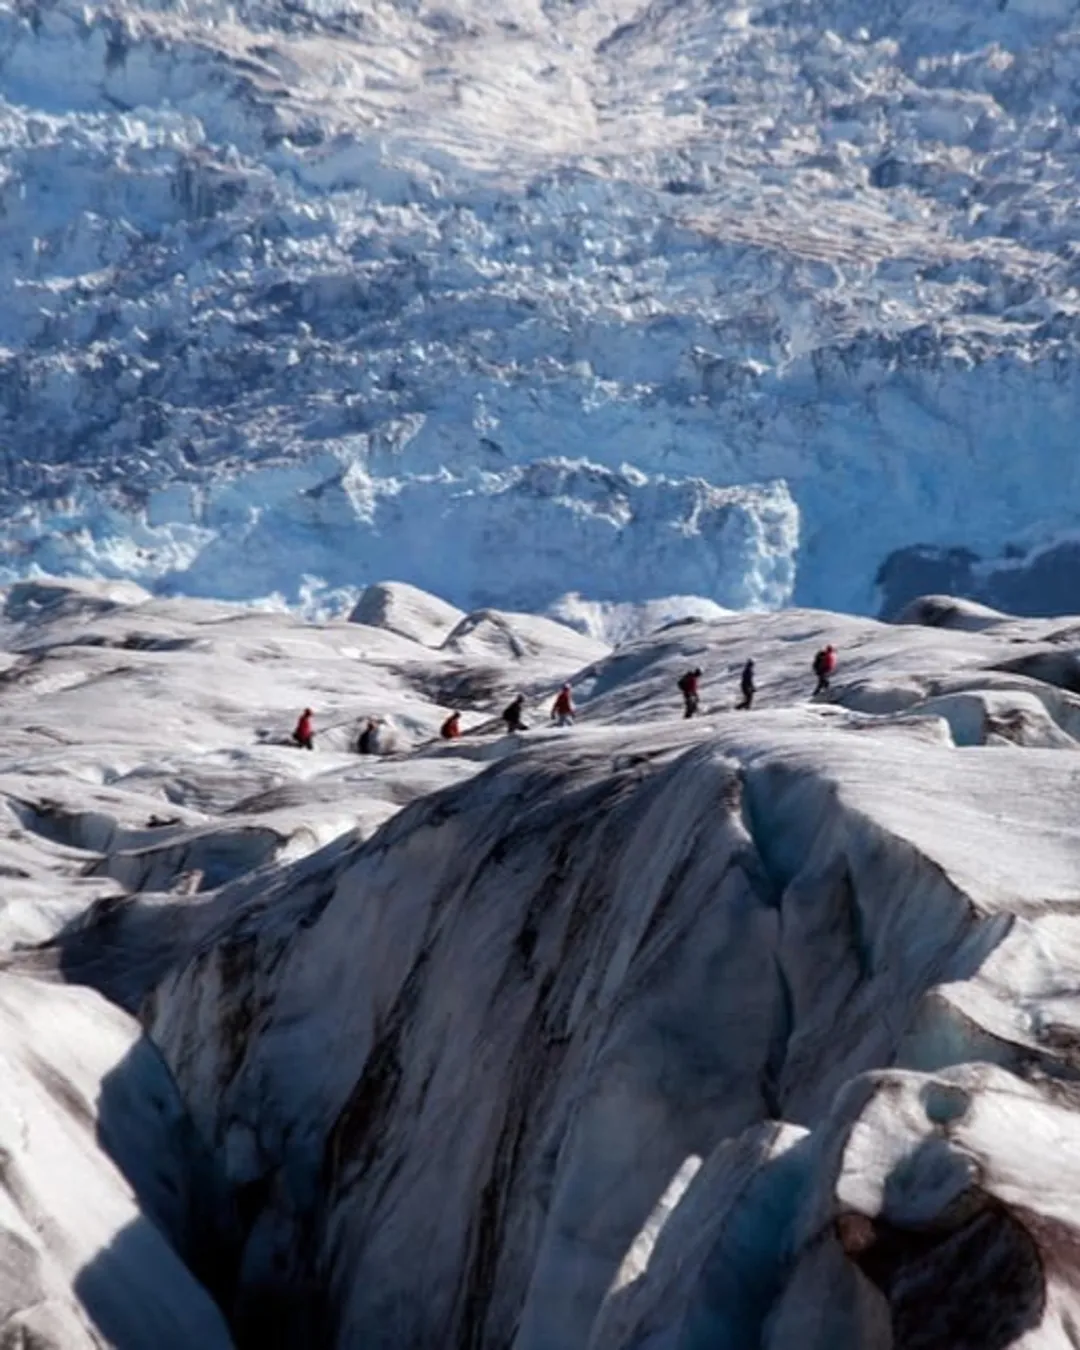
[0,971,234,1349]
[145,713,1080,1348]
[0,576,610,1344]
[3,1,1080,611]
[14,580,1080,1344]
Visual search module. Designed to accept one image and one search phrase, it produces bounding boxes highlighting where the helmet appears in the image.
[303,708,313,716]
[562,682,571,691]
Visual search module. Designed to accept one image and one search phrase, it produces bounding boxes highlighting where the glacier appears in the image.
[9,1,1080,1343]
[3,575,1080,1345]
[2,0,1080,612]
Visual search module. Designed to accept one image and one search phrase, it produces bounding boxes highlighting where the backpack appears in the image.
[812,650,826,676]
[678,672,693,695]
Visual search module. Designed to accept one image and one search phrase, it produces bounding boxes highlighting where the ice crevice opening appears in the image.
[148,732,1035,1348]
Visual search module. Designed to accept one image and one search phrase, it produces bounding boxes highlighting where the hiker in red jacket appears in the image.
[678,668,702,718]
[440,711,462,740]
[551,683,575,727]
[293,708,315,750]
[812,644,837,696]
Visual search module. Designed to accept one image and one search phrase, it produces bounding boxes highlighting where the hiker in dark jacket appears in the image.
[677,668,702,718]
[502,694,527,733]
[736,659,755,710]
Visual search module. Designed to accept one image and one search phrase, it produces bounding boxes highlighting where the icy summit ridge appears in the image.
[3,0,1080,611]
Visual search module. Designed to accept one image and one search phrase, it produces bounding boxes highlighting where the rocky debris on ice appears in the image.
[7,578,1080,1345]
[593,1062,1080,1349]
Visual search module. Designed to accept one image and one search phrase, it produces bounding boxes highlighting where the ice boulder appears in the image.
[892,594,1010,632]
[991,648,1080,694]
[2,577,152,627]
[440,606,608,669]
[545,593,734,645]
[596,1063,1080,1349]
[348,581,464,648]
[785,1064,1080,1349]
[904,689,1078,748]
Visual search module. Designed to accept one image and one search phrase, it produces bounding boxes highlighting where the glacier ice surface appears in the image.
[5,577,1080,1344]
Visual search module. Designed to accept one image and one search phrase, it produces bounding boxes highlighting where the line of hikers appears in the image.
[290,647,837,749]
[290,683,576,751]
[677,643,836,717]
[440,683,574,740]
[291,709,383,752]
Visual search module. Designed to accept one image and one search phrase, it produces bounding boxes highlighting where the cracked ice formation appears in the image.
[4,2,1080,610]
[7,579,1080,1345]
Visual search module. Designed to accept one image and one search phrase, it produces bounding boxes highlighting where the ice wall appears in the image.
[2,0,1080,612]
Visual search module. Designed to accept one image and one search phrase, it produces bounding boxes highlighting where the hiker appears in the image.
[502,694,528,733]
[736,659,755,711]
[356,718,378,754]
[292,708,315,750]
[678,668,702,718]
[440,711,462,740]
[551,683,575,727]
[812,644,837,696]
